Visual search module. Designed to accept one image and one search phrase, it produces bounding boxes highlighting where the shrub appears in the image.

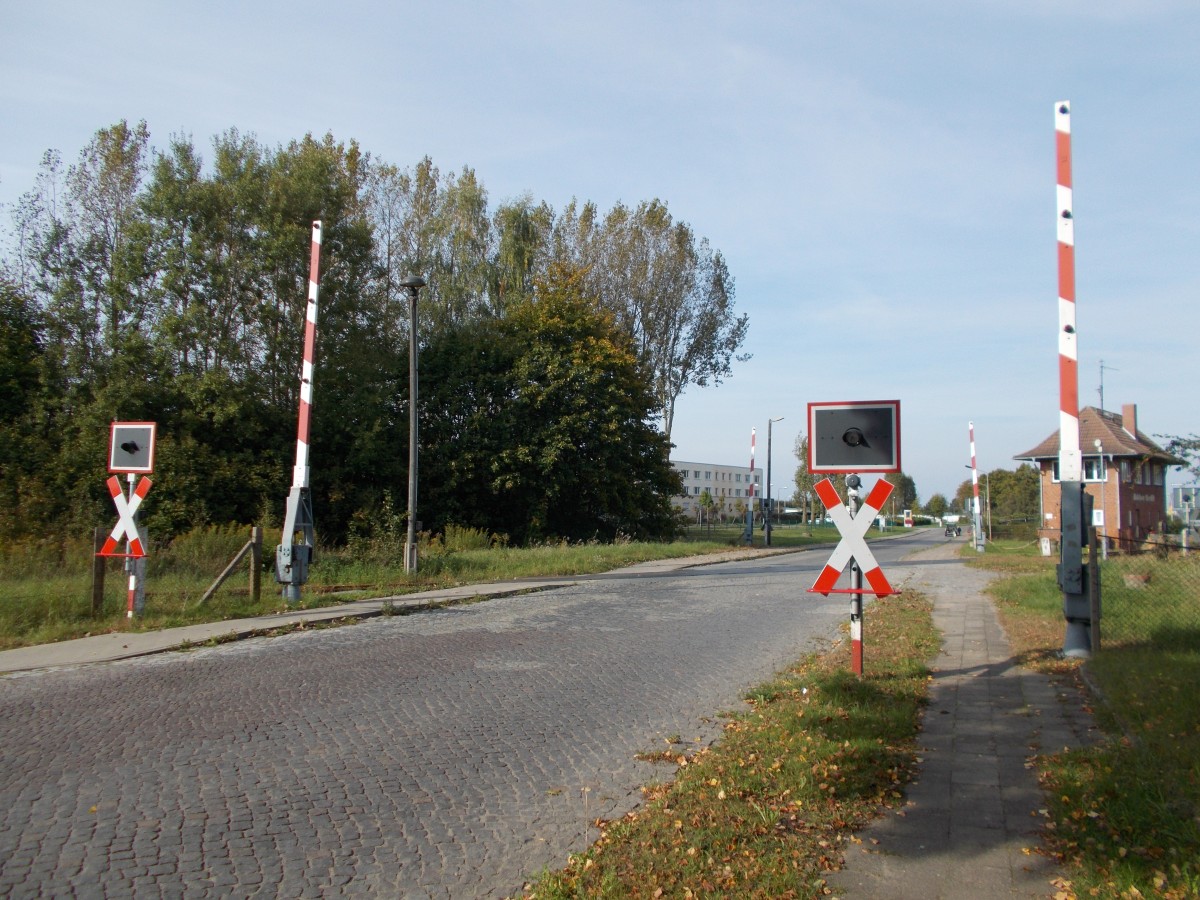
[442,524,506,552]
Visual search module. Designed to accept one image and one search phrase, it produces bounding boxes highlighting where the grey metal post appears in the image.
[1060,481,1092,657]
[1088,512,1101,653]
[133,524,147,615]
[765,417,784,546]
[402,275,426,573]
[250,526,262,603]
[91,527,106,616]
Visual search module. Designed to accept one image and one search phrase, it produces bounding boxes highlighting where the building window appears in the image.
[1052,458,1109,483]
[704,471,711,479]
[693,486,700,495]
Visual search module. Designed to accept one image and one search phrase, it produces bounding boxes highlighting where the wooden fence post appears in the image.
[91,527,106,617]
[250,526,263,604]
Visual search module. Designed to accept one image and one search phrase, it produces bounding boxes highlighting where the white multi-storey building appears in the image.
[671,460,761,521]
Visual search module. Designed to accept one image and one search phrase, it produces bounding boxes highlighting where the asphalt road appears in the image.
[0,528,946,899]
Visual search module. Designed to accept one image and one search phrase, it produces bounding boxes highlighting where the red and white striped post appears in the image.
[744,428,756,544]
[294,221,323,492]
[750,427,756,505]
[124,474,147,618]
[969,422,984,552]
[1056,103,1082,484]
[276,221,323,603]
[126,488,138,619]
[1056,101,1091,657]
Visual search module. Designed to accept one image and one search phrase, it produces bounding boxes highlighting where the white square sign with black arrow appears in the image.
[108,421,157,474]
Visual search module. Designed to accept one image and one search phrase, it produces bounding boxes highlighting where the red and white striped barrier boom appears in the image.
[969,421,983,551]
[1056,100,1092,657]
[1056,102,1082,481]
[293,221,323,491]
[749,428,756,500]
[276,221,323,601]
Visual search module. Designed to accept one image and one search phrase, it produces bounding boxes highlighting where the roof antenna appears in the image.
[1098,359,1118,411]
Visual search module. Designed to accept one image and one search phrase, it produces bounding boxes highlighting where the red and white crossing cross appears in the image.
[99,475,152,558]
[809,477,895,597]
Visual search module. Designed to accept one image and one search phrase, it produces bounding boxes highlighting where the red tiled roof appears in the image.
[1013,407,1182,462]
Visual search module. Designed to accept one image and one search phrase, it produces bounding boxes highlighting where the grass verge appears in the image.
[520,589,939,899]
[971,540,1200,899]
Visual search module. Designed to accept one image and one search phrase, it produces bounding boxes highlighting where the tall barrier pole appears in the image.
[1056,102,1091,658]
[969,422,984,552]
[276,221,323,603]
[744,428,756,544]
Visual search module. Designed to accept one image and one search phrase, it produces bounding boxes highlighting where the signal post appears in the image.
[806,401,902,676]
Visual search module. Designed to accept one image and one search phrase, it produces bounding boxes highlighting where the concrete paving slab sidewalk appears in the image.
[828,541,1098,899]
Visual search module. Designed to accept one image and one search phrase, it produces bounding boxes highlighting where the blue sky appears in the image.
[3,1,1197,503]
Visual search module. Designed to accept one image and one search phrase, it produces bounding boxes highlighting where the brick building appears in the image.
[1013,403,1182,550]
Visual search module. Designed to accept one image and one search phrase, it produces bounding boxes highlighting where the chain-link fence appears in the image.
[1095,537,1200,650]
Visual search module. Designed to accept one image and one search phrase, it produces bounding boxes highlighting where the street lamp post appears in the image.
[765,417,784,546]
[402,274,426,573]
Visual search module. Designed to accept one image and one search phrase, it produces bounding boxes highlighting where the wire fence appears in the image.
[1095,537,1200,651]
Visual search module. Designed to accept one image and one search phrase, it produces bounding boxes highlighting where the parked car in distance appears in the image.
[945,524,962,537]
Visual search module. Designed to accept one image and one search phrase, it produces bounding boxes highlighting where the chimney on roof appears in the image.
[1122,403,1138,437]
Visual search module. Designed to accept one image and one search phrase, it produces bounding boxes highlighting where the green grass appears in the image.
[974,541,1200,899]
[522,590,939,899]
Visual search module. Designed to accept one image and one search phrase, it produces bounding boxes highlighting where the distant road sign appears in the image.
[108,422,156,473]
[807,401,900,474]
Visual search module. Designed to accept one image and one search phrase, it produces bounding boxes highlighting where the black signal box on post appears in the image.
[808,401,901,474]
[108,422,157,474]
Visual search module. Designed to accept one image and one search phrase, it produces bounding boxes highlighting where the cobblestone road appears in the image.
[0,532,938,898]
